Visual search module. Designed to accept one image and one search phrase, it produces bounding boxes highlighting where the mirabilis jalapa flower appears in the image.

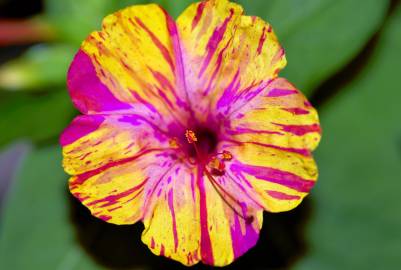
[60,0,321,266]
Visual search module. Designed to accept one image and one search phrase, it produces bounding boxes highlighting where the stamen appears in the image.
[185,129,197,143]
[221,150,233,161]
[169,137,180,148]
[209,156,225,172]
[184,130,252,222]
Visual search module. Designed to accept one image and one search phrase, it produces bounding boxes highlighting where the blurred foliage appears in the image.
[0,146,103,269]
[294,4,401,269]
[0,90,74,146]
[0,0,400,269]
[0,44,74,90]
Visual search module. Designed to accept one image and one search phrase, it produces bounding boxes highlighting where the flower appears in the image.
[60,0,321,266]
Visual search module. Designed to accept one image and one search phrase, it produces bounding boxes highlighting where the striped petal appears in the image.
[61,114,175,224]
[195,174,262,266]
[219,77,320,212]
[69,4,192,129]
[141,165,201,265]
[177,0,286,121]
[141,167,263,266]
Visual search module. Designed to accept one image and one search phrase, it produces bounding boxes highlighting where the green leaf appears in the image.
[0,90,75,147]
[0,146,103,269]
[236,0,390,95]
[43,0,192,44]
[0,45,74,91]
[44,0,116,45]
[112,0,193,19]
[0,141,32,212]
[294,5,401,269]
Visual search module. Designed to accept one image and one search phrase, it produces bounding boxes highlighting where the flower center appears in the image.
[187,127,218,158]
[184,129,253,223]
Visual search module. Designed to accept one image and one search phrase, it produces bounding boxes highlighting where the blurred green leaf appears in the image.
[0,45,74,91]
[295,5,401,270]
[0,146,103,269]
[43,0,192,44]
[44,0,116,45]
[0,90,75,147]
[0,141,32,212]
[237,0,389,96]
[115,0,194,18]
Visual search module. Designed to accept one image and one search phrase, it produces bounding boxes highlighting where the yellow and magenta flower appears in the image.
[60,0,321,266]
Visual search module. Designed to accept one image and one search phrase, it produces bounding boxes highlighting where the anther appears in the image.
[208,157,225,174]
[169,137,180,148]
[185,129,197,144]
[221,150,233,161]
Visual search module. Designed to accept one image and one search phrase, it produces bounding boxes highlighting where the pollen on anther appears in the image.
[222,150,233,161]
[185,130,197,144]
[169,138,180,148]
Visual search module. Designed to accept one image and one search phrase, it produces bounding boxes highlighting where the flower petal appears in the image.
[69,4,192,128]
[141,165,201,266]
[196,174,262,266]
[219,77,320,212]
[223,142,318,213]
[61,114,176,224]
[177,0,286,120]
[224,77,321,152]
[61,114,170,175]
[141,167,262,266]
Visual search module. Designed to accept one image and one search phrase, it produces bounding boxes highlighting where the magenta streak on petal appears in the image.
[98,215,112,221]
[267,88,298,97]
[67,50,132,113]
[247,141,311,157]
[282,108,310,115]
[230,162,315,193]
[198,170,214,265]
[148,68,189,114]
[130,91,158,114]
[131,17,175,72]
[223,172,264,209]
[257,26,267,55]
[198,9,234,78]
[74,193,90,202]
[192,1,206,30]
[216,69,241,109]
[226,127,283,136]
[230,212,259,259]
[150,237,155,249]
[118,115,167,142]
[273,123,321,136]
[267,190,301,200]
[60,115,104,146]
[160,244,165,256]
[202,38,232,96]
[109,205,122,212]
[162,9,193,116]
[156,87,175,109]
[168,189,179,252]
[86,179,147,207]
[149,68,175,93]
[70,149,164,187]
